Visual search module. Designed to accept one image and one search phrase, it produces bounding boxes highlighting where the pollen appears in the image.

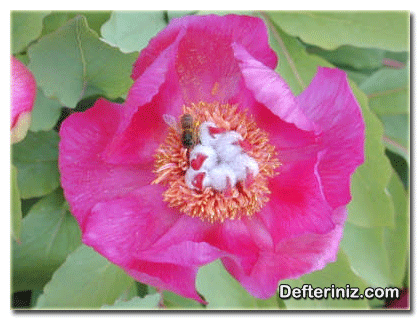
[152,101,280,223]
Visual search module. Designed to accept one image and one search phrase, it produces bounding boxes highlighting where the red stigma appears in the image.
[190,153,208,170]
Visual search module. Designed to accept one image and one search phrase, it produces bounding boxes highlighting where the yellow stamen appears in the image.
[152,101,280,223]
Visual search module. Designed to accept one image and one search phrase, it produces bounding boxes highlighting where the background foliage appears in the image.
[11,10,410,310]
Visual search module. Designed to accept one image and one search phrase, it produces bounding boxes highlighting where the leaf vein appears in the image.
[45,206,67,256]
[76,17,88,101]
[367,86,407,99]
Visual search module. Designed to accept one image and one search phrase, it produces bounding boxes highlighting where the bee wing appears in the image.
[163,114,180,133]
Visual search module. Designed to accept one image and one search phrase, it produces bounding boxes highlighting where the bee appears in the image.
[163,113,199,149]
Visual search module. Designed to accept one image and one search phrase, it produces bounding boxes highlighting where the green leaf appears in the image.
[359,67,410,159]
[12,130,60,199]
[386,149,409,189]
[30,290,44,308]
[21,197,42,219]
[197,10,253,16]
[384,172,409,287]
[42,11,112,36]
[341,223,391,288]
[79,11,113,35]
[346,84,395,228]
[306,45,385,70]
[280,250,370,309]
[360,67,409,105]
[167,11,197,21]
[28,15,137,108]
[117,281,140,301]
[35,245,134,309]
[344,69,372,86]
[162,291,205,309]
[255,294,285,309]
[267,11,409,52]
[264,18,330,95]
[384,51,410,64]
[14,53,30,65]
[263,15,395,228]
[196,260,281,309]
[380,115,409,153]
[101,294,161,310]
[12,189,81,292]
[100,11,167,53]
[136,282,149,298]
[11,11,50,54]
[29,89,62,132]
[11,165,22,242]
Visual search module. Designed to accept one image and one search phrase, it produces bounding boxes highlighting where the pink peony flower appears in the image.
[11,55,37,144]
[59,14,364,303]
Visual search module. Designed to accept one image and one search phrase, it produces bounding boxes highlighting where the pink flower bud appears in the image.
[10,56,37,144]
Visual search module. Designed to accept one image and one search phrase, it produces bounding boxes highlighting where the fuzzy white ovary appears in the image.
[199,121,220,147]
[189,145,217,170]
[208,164,237,192]
[185,168,211,191]
[229,153,259,181]
[185,122,259,192]
[214,131,243,163]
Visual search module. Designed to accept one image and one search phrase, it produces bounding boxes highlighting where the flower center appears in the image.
[185,122,259,193]
[152,101,280,223]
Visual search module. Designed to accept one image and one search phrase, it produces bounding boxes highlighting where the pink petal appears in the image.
[103,35,185,165]
[10,56,37,143]
[203,220,260,276]
[230,78,320,165]
[263,155,335,240]
[229,46,320,166]
[233,43,315,132]
[297,67,365,208]
[10,56,37,129]
[105,15,280,166]
[201,217,276,282]
[59,98,155,229]
[209,155,335,259]
[202,151,338,298]
[221,207,347,299]
[83,185,222,303]
[131,22,184,81]
[139,241,223,267]
[126,261,205,303]
[214,68,363,298]
[132,14,277,104]
[82,186,178,264]
[105,15,278,166]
